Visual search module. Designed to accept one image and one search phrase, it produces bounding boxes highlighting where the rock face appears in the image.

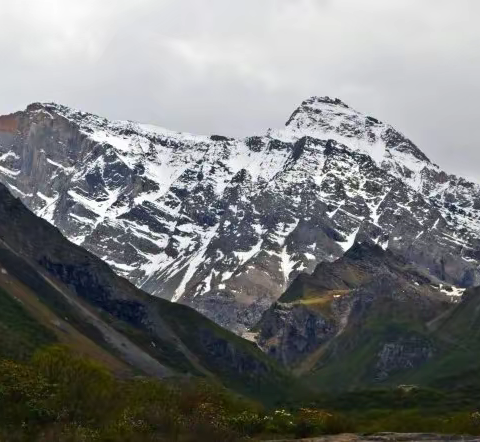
[256,242,454,381]
[255,300,338,367]
[375,337,435,381]
[0,97,480,334]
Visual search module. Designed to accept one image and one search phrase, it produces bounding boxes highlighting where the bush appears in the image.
[292,408,354,438]
[0,359,53,429]
[32,345,120,425]
[440,411,480,436]
[228,410,266,436]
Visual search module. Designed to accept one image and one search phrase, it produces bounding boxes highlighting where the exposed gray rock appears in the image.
[256,301,337,366]
[375,337,435,381]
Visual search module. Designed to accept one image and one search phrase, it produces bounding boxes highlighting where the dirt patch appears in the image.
[0,115,18,133]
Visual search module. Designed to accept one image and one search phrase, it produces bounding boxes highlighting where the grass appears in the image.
[305,300,440,391]
[0,286,56,360]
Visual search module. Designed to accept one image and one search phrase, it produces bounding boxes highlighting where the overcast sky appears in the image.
[1,0,479,179]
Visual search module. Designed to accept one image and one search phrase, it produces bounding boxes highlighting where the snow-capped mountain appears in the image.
[0,96,479,334]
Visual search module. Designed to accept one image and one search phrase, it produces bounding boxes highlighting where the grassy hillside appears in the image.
[0,286,56,361]
[304,284,446,391]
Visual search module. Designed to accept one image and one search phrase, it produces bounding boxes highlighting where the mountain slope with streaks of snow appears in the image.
[0,96,479,334]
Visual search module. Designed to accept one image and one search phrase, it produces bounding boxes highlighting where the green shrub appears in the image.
[228,410,266,436]
[440,411,480,436]
[32,345,120,426]
[292,408,354,438]
[0,359,53,429]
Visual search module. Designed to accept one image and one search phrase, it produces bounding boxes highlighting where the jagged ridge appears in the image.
[0,97,479,334]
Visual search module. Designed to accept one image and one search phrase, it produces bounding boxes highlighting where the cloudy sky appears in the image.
[1,0,479,179]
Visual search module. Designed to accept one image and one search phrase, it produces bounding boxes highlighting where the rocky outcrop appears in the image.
[255,243,456,387]
[255,302,337,367]
[375,337,435,381]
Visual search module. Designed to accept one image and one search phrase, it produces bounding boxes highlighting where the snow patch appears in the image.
[337,226,361,252]
[280,246,297,283]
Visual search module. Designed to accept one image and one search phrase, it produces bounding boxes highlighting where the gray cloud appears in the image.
[1,0,479,179]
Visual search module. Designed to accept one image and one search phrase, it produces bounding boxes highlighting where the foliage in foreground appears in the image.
[0,345,351,441]
[1,345,480,441]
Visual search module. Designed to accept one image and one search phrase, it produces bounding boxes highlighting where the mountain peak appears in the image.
[26,102,71,114]
[303,96,351,108]
[283,95,431,168]
[24,102,102,127]
[285,95,373,129]
[285,96,352,127]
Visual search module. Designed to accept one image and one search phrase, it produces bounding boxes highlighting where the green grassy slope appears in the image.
[405,287,480,389]
[0,286,56,361]
[306,293,443,391]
